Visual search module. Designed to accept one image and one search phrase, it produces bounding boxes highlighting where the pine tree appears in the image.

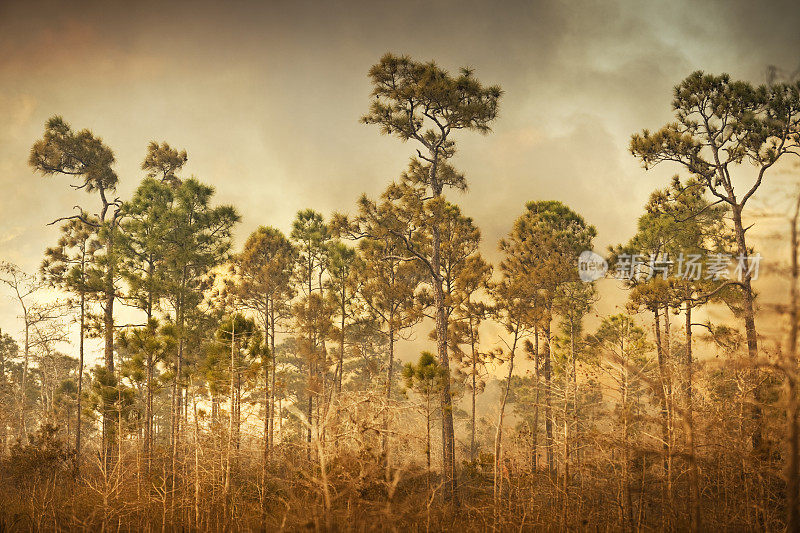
[631,72,800,450]
[403,352,447,473]
[360,54,501,497]
[42,218,102,473]
[499,201,596,475]
[290,209,330,447]
[232,226,295,474]
[588,314,652,532]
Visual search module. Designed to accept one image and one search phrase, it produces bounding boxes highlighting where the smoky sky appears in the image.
[1,0,799,359]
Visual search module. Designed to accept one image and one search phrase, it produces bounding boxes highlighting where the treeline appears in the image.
[1,56,800,531]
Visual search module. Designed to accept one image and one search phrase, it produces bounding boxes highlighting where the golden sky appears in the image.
[1,0,800,363]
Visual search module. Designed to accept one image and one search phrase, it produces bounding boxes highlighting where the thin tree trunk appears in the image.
[494,331,518,513]
[146,347,153,478]
[383,321,395,475]
[103,225,115,372]
[338,287,345,394]
[532,327,540,472]
[653,306,670,526]
[470,314,477,464]
[432,239,456,501]
[171,286,185,519]
[543,319,555,476]
[732,205,762,450]
[268,301,276,456]
[663,303,674,509]
[145,261,154,480]
[621,340,632,533]
[76,289,85,475]
[787,194,800,533]
[223,320,235,531]
[21,307,29,438]
[570,315,578,477]
[426,401,431,471]
[235,369,241,451]
[0,328,5,456]
[192,381,201,530]
[307,266,314,455]
[102,218,116,466]
[685,304,701,531]
[262,300,270,533]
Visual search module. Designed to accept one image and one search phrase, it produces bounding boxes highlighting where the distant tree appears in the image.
[29,314,71,424]
[553,280,597,492]
[161,178,239,468]
[0,262,64,439]
[215,314,260,451]
[325,241,362,394]
[403,352,447,472]
[448,252,492,464]
[588,314,652,533]
[333,208,423,402]
[41,218,101,473]
[292,292,335,450]
[499,201,596,474]
[0,331,19,455]
[291,209,330,446]
[291,209,329,297]
[117,319,174,476]
[489,275,535,511]
[232,226,296,472]
[141,141,187,186]
[611,175,733,528]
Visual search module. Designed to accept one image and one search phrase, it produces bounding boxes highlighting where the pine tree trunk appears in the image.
[102,221,116,467]
[262,300,270,533]
[543,320,554,475]
[268,300,276,455]
[663,303,674,511]
[685,304,701,531]
[653,306,670,524]
[532,328,540,472]
[427,152,457,500]
[432,243,456,500]
[338,287,345,393]
[21,317,29,439]
[192,382,201,530]
[103,226,115,372]
[470,314,477,464]
[383,321,395,474]
[146,347,153,473]
[426,401,431,472]
[621,344,632,532]
[570,316,578,476]
[732,205,762,450]
[787,197,800,533]
[171,285,185,517]
[223,320,235,529]
[76,289,85,475]
[0,328,5,456]
[494,332,517,512]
